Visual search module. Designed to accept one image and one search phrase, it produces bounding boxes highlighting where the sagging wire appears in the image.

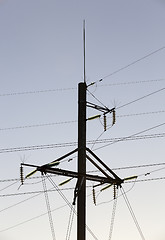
[91,183,115,207]
[92,176,137,207]
[108,186,119,240]
[41,174,56,240]
[22,180,42,185]
[46,175,99,240]
[94,179,137,206]
[120,186,146,240]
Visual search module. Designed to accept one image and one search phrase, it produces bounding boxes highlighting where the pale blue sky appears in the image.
[0,1,165,239]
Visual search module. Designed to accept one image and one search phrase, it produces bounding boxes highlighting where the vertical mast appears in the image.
[83,20,86,83]
[77,20,87,240]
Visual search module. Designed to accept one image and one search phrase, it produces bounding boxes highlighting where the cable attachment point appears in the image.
[87,82,96,87]
[113,184,117,200]
[103,113,107,131]
[20,164,24,185]
[92,186,96,205]
[112,109,116,126]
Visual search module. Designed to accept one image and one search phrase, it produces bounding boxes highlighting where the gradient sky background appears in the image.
[0,0,165,239]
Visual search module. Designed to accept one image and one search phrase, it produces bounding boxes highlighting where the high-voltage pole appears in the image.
[21,20,123,240]
[77,82,86,240]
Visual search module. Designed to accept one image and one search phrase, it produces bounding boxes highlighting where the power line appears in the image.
[0,142,77,153]
[88,84,165,115]
[0,190,43,213]
[1,176,165,198]
[0,110,164,132]
[117,110,165,118]
[89,86,165,112]
[96,46,165,83]
[117,87,165,110]
[88,162,165,174]
[0,132,164,154]
[0,78,164,98]
[0,181,19,192]
[94,122,165,151]
[0,120,77,131]
[99,78,165,87]
[113,162,165,171]
[0,87,77,97]
[89,133,165,145]
[0,204,67,233]
[0,188,74,197]
[127,177,165,183]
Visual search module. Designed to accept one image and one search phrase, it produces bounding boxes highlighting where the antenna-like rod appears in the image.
[83,20,86,83]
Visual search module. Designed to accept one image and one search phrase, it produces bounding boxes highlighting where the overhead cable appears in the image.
[0,78,164,98]
[94,122,165,151]
[0,132,164,154]
[0,87,76,97]
[99,78,165,87]
[0,110,164,132]
[96,46,165,83]
[117,87,165,110]
[0,204,67,233]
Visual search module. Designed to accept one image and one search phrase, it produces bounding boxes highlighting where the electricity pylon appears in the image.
[21,82,123,240]
[21,21,123,240]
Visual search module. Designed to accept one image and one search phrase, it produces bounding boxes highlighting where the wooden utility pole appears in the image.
[77,82,86,240]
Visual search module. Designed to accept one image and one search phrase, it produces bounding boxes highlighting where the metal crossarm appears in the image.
[22,163,117,184]
[86,101,115,114]
[86,148,123,185]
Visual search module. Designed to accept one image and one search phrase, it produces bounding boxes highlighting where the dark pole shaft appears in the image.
[78,82,86,240]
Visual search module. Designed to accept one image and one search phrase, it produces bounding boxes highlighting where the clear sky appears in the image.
[0,0,165,239]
